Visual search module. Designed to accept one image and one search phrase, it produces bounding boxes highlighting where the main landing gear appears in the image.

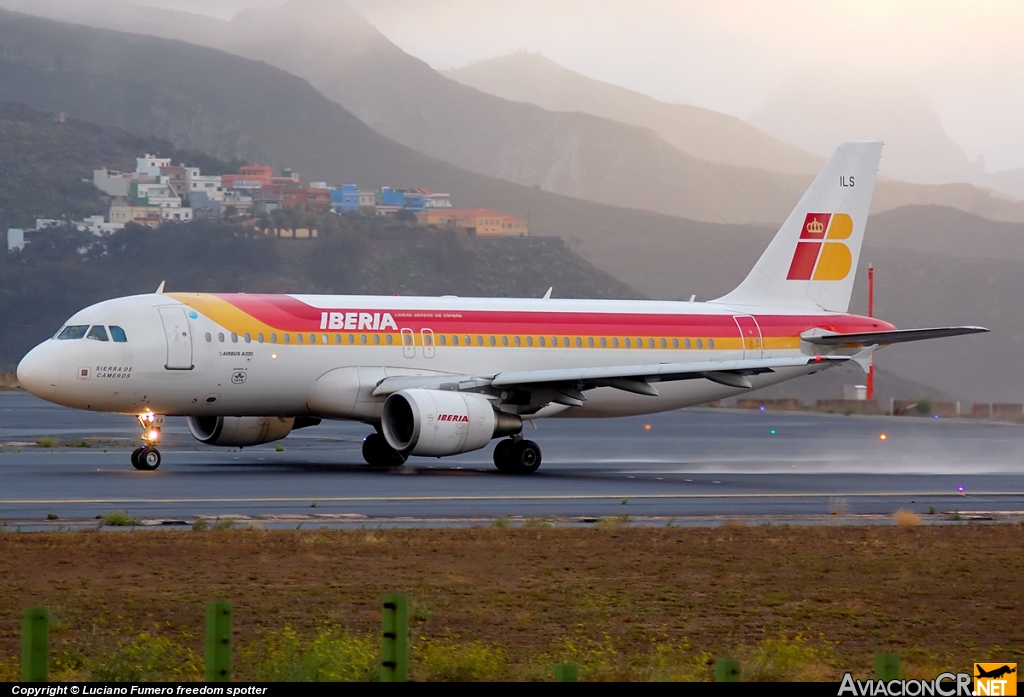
[362,432,408,467]
[131,412,164,471]
[493,437,542,474]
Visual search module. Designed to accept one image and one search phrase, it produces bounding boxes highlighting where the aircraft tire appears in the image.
[493,439,515,472]
[508,440,542,474]
[135,447,161,471]
[362,433,407,467]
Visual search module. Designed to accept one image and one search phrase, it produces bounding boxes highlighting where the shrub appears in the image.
[412,637,507,682]
[893,509,921,526]
[100,511,141,526]
[89,633,201,682]
[247,626,378,681]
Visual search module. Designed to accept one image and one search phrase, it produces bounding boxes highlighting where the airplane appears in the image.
[16,141,987,473]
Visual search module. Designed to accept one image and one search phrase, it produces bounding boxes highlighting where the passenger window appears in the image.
[576,337,582,348]
[257,333,264,343]
[684,338,691,349]
[587,337,594,348]
[271,333,278,344]
[600,337,607,348]
[514,336,521,347]
[660,338,667,349]
[334,334,341,344]
[231,333,238,343]
[110,326,128,343]
[526,336,533,347]
[244,333,251,343]
[564,337,570,347]
[648,338,655,349]
[672,338,679,349]
[611,337,618,348]
[218,332,225,343]
[502,336,509,346]
[464,335,471,346]
[697,339,703,349]
[86,326,109,342]
[360,334,367,344]
[205,332,212,343]
[57,325,89,340]
[477,336,483,346]
[386,334,393,345]
[309,334,316,344]
[708,339,715,349]
[440,335,448,346]
[624,338,631,348]
[350,334,356,344]
[637,337,643,347]
[284,334,291,344]
[539,336,546,347]
[297,334,304,344]
[373,334,380,345]
[322,334,328,344]
[489,336,496,346]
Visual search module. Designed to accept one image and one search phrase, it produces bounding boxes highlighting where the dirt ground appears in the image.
[0,524,1021,680]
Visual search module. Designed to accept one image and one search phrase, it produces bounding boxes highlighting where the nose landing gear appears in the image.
[132,412,164,471]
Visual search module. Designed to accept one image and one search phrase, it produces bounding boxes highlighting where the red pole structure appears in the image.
[867,264,875,400]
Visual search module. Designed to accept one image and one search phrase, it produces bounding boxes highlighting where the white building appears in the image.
[136,154,172,177]
[7,228,25,252]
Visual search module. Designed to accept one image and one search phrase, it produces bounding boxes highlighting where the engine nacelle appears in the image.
[186,416,295,447]
[382,389,522,457]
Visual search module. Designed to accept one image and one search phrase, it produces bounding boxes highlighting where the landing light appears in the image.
[759,405,765,412]
[271,353,278,360]
[957,486,965,495]
[147,429,160,443]
[879,434,887,440]
[644,424,651,431]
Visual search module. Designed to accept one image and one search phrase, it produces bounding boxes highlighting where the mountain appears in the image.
[750,76,982,188]
[3,0,1024,228]
[445,53,823,175]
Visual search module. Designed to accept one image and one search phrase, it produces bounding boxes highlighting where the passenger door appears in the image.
[733,315,763,360]
[158,306,194,370]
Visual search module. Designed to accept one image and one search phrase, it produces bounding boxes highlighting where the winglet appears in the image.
[850,345,879,374]
[155,281,165,294]
[543,287,553,300]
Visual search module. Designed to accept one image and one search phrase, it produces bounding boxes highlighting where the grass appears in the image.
[0,526,1021,680]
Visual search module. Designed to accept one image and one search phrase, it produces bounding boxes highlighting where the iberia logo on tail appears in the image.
[786,213,854,281]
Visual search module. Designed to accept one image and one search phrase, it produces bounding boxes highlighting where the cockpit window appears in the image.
[57,325,89,340]
[109,326,128,343]
[86,326,109,342]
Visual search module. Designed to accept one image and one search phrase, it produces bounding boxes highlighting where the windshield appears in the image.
[56,325,89,340]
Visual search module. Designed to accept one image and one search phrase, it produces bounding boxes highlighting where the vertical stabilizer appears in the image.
[711,141,882,313]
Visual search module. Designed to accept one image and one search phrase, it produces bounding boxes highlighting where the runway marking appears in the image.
[1,492,1024,505]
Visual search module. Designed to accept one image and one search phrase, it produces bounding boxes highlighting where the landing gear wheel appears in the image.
[510,440,542,474]
[493,439,515,473]
[362,432,407,467]
[133,447,161,471]
[495,439,542,474]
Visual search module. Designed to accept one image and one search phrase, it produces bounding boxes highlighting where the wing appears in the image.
[372,354,854,413]
[802,326,988,347]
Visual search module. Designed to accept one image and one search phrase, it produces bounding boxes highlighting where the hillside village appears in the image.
[7,154,529,251]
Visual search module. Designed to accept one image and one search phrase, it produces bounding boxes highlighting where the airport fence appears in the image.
[18,598,905,682]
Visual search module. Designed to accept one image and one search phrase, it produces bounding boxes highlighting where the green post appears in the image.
[21,607,49,682]
[381,593,408,682]
[553,663,579,682]
[205,601,232,682]
[875,652,900,681]
[715,658,741,682]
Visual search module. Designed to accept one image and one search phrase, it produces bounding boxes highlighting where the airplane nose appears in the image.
[17,346,60,399]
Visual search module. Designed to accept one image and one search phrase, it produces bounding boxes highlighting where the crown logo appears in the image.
[806,219,824,234]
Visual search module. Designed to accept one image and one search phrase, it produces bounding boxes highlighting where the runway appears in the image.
[2,392,1024,526]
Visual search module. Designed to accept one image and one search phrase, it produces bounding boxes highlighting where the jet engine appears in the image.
[382,389,522,457]
[186,416,295,448]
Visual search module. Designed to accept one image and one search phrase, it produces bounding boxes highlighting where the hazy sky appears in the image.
[137,0,1024,172]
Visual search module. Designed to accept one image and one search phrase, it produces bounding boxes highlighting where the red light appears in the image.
[814,356,823,362]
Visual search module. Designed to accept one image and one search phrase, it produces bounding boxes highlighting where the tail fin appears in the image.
[712,141,882,313]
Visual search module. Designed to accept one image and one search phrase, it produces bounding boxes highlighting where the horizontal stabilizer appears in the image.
[802,326,989,347]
